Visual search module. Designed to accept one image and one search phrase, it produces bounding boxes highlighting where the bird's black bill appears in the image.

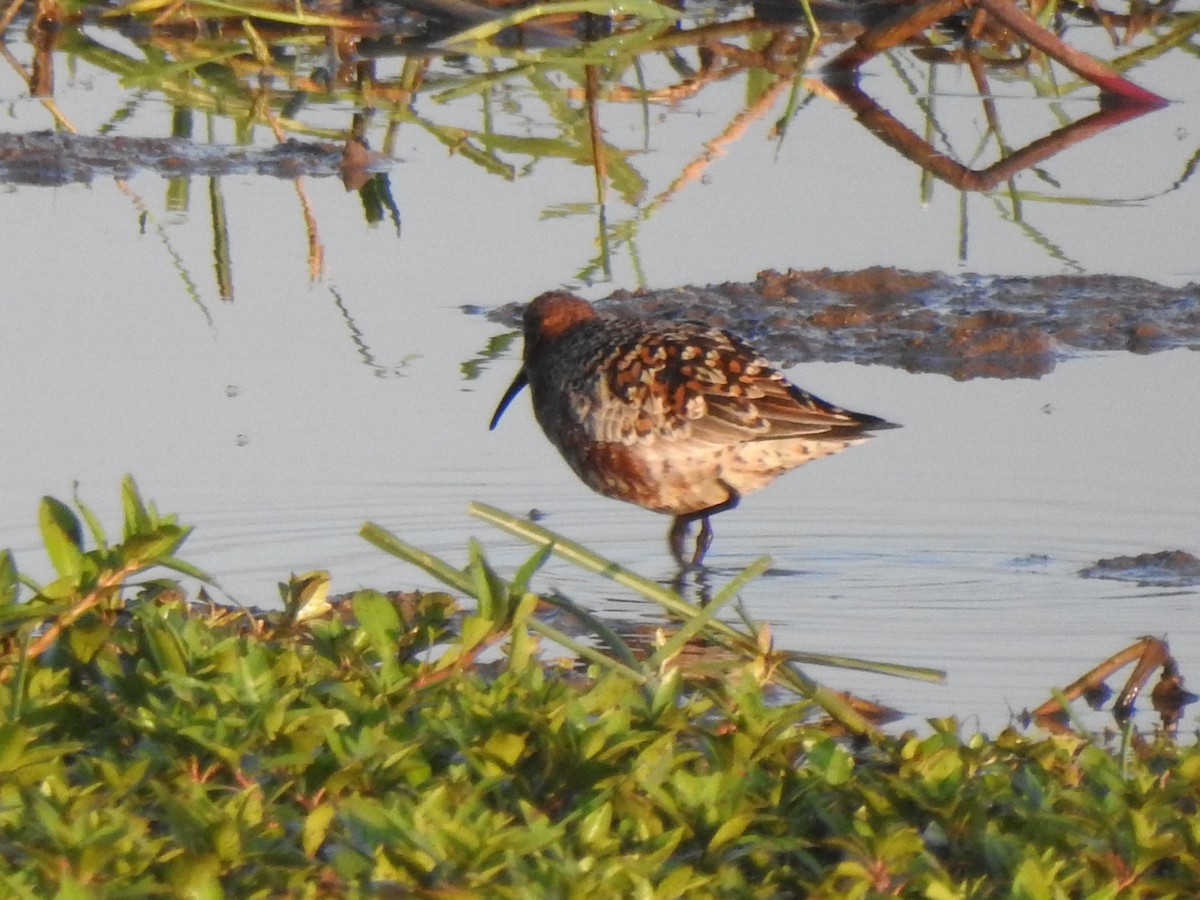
[489,368,529,430]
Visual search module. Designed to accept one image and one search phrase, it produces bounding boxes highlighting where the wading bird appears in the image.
[490,291,896,566]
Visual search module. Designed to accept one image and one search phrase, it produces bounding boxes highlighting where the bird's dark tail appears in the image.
[845,410,902,433]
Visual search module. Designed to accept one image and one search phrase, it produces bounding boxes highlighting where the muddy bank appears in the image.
[0,131,385,185]
[486,268,1200,379]
[1079,551,1200,589]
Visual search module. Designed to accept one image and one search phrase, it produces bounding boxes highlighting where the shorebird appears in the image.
[489,291,897,566]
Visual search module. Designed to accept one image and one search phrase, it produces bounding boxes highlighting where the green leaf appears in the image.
[1012,856,1059,898]
[0,722,35,773]
[482,732,526,768]
[0,550,17,607]
[454,614,495,658]
[467,539,510,622]
[280,570,332,626]
[351,590,403,686]
[0,599,71,628]
[159,555,217,585]
[138,609,190,675]
[166,853,223,900]
[124,525,190,566]
[67,617,114,663]
[510,543,552,596]
[303,804,336,858]
[39,496,85,579]
[709,813,754,852]
[352,590,401,646]
[72,482,108,550]
[578,802,613,847]
[809,738,855,786]
[121,474,153,539]
[45,873,92,900]
[649,668,682,718]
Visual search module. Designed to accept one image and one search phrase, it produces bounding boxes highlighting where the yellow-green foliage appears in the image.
[2,482,1199,897]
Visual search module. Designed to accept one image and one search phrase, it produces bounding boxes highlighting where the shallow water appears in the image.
[2,8,1199,733]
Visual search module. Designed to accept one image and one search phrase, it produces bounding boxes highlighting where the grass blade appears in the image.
[361,522,474,596]
[440,0,675,46]
[525,616,646,682]
[467,502,703,617]
[644,557,770,672]
[469,501,947,689]
[538,588,642,673]
[786,651,946,683]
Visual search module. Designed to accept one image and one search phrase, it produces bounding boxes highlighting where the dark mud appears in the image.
[0,131,386,185]
[1079,550,1200,588]
[486,268,1200,379]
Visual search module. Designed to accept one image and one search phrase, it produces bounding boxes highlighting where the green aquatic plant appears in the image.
[2,480,1199,895]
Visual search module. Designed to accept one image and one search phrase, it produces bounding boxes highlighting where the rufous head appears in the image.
[490,292,598,431]
[522,292,598,353]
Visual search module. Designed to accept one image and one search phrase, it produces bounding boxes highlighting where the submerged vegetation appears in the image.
[2,479,1199,895]
[3,0,1198,291]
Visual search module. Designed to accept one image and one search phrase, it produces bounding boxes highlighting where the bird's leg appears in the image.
[668,483,741,568]
[668,512,707,567]
[668,515,693,567]
[692,517,714,566]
